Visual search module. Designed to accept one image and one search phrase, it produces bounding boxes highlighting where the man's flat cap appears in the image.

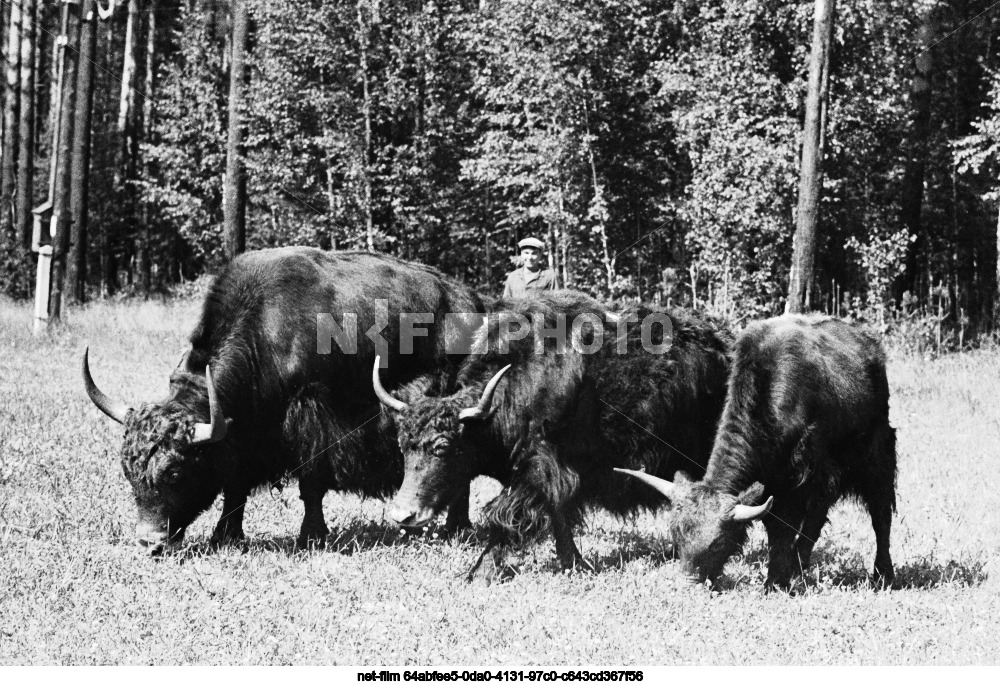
[517,237,545,250]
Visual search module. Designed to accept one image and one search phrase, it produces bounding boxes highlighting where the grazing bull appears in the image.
[617,314,897,589]
[374,291,731,580]
[84,246,483,553]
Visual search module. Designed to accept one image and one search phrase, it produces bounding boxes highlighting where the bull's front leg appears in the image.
[465,533,516,585]
[297,480,329,549]
[211,486,248,546]
[551,508,593,572]
[763,513,800,591]
[442,480,472,537]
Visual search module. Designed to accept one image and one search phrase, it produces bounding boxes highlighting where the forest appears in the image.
[2,0,1000,339]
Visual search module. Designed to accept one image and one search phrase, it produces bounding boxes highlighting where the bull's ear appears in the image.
[729,482,772,522]
[737,481,765,506]
[674,470,693,484]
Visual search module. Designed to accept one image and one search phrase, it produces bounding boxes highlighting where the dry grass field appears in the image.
[1,295,999,665]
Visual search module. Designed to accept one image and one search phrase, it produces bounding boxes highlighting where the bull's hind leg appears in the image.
[861,423,896,587]
[868,498,894,587]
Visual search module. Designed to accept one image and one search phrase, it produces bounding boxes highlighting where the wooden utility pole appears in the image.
[32,0,72,333]
[66,0,99,303]
[223,0,248,260]
[47,0,81,323]
[787,0,836,314]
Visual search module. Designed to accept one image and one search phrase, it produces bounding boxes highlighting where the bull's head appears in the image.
[615,468,772,582]
[373,356,510,528]
[83,348,231,554]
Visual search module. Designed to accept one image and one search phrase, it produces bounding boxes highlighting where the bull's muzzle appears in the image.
[384,502,435,529]
[135,523,178,556]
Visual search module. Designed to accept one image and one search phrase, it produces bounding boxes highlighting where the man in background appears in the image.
[502,237,557,298]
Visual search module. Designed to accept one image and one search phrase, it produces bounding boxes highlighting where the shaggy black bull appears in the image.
[374,291,732,580]
[617,314,897,588]
[83,246,484,553]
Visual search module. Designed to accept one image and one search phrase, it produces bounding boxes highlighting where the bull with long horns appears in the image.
[84,247,485,554]
[374,291,732,581]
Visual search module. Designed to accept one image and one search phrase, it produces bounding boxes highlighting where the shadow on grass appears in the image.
[170,518,488,560]
[807,543,989,590]
[708,541,990,593]
[492,530,677,580]
[584,530,676,573]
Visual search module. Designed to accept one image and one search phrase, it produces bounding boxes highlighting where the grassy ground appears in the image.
[1,296,998,665]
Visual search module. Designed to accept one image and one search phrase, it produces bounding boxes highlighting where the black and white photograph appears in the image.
[1,0,999,668]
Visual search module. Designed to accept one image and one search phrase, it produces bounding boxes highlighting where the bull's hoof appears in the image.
[763,577,794,594]
[441,515,472,540]
[209,527,245,547]
[559,555,595,574]
[872,566,895,589]
[465,565,510,586]
[296,536,327,551]
[465,559,518,585]
[296,530,328,551]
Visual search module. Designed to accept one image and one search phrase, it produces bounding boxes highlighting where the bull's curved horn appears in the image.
[458,364,511,421]
[372,355,408,412]
[191,366,229,445]
[614,467,677,500]
[731,496,773,522]
[82,347,131,424]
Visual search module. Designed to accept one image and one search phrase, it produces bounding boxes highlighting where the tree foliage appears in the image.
[2,0,1000,333]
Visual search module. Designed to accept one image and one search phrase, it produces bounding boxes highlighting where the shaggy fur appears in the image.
[383,290,732,578]
[109,247,483,549]
[656,314,897,588]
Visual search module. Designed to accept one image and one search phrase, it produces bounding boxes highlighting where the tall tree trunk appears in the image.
[114,0,141,286]
[117,0,140,164]
[358,1,375,252]
[101,16,117,295]
[138,0,157,294]
[583,88,612,295]
[787,0,836,314]
[48,0,81,321]
[223,0,248,260]
[66,0,98,304]
[32,0,44,166]
[995,207,1000,326]
[901,10,936,302]
[2,6,8,160]
[16,0,35,250]
[357,2,374,252]
[0,0,22,251]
